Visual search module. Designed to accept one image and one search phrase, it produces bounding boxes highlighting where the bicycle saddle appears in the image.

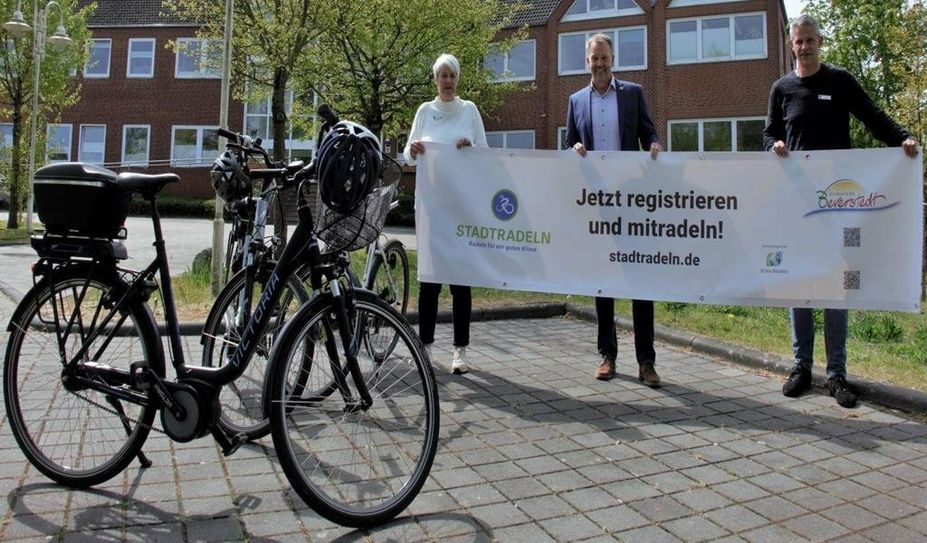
[117,172,181,197]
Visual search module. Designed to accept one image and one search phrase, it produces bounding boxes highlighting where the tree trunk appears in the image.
[7,104,23,230]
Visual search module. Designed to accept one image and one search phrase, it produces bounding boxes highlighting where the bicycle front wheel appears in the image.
[201,263,310,440]
[267,290,439,527]
[4,266,163,487]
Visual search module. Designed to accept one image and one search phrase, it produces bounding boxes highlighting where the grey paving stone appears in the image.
[783,513,852,542]
[743,495,807,522]
[186,516,246,543]
[855,493,919,520]
[662,516,730,542]
[706,504,770,533]
[615,524,683,543]
[492,522,558,543]
[540,514,604,542]
[628,496,692,523]
[513,495,576,521]
[739,524,803,543]
[712,480,770,502]
[468,502,532,528]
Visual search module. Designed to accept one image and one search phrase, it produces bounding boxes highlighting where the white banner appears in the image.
[415,144,924,312]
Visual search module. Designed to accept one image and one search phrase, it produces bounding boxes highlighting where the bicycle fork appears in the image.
[328,279,373,411]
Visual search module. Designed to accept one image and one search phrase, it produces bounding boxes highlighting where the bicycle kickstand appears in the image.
[105,396,153,468]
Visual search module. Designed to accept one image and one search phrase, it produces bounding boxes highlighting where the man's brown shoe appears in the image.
[595,358,616,380]
[638,363,661,387]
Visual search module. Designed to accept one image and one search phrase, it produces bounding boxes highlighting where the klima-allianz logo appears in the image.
[804,179,896,217]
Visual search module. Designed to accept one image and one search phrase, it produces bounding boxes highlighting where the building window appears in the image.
[559,27,647,74]
[171,126,219,166]
[123,125,151,166]
[562,0,643,22]
[175,38,220,78]
[243,92,314,160]
[127,38,155,78]
[667,117,765,151]
[670,0,748,6]
[46,124,72,162]
[78,125,106,164]
[486,130,535,149]
[485,40,536,82]
[84,39,111,78]
[0,123,12,148]
[557,127,572,150]
[667,12,766,64]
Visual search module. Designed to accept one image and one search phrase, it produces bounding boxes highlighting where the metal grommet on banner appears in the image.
[699,295,705,302]
[508,152,515,158]
[600,153,607,160]
[805,153,812,160]
[502,282,508,287]
[699,153,706,161]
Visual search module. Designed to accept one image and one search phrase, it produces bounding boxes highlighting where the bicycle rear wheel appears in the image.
[3,266,163,487]
[366,240,410,360]
[267,290,439,527]
[201,264,309,440]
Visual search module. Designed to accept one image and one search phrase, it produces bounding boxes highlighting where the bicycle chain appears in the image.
[71,388,168,436]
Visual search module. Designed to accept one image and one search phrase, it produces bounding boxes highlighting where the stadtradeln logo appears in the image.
[804,179,896,217]
[492,189,518,221]
[456,187,551,246]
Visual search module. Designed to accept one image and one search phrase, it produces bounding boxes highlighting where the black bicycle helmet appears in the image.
[210,149,250,203]
[316,120,382,214]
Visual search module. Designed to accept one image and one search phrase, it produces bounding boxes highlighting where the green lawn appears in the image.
[0,222,30,242]
[170,248,927,392]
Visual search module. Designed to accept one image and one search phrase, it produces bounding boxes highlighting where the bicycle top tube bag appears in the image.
[34,162,131,239]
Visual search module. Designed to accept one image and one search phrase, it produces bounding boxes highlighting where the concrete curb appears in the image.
[564,302,927,414]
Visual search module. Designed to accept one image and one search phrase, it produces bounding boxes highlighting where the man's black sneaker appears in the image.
[782,367,812,397]
[828,375,858,408]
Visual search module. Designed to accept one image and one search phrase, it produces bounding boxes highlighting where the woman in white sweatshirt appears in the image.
[403,53,488,375]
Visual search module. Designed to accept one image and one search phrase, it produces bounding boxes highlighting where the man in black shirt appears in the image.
[763,14,919,408]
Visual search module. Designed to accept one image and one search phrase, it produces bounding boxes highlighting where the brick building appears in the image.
[484,0,792,153]
[6,0,791,198]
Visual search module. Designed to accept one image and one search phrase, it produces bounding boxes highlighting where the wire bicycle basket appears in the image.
[307,154,402,253]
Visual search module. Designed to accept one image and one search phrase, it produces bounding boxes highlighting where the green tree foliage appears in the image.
[805,0,927,196]
[164,0,327,161]
[295,0,526,137]
[0,0,92,229]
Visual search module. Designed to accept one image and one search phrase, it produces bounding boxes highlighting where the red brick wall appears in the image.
[62,26,242,198]
[484,0,790,151]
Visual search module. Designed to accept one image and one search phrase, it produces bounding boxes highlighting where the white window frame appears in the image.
[84,38,111,78]
[666,12,767,65]
[487,39,537,82]
[122,124,151,166]
[559,27,648,75]
[174,37,221,79]
[78,124,106,164]
[242,91,314,160]
[170,125,219,166]
[46,123,72,162]
[486,130,536,149]
[127,38,156,78]
[667,116,765,151]
[561,0,644,22]
[670,0,748,7]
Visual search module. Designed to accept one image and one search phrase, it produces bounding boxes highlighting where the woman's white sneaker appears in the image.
[451,347,469,374]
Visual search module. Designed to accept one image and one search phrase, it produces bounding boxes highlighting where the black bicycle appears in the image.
[3,108,439,527]
[201,116,407,440]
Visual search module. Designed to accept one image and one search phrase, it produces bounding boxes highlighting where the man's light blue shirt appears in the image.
[590,77,620,151]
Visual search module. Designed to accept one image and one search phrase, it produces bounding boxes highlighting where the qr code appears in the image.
[844,270,860,290]
[843,227,861,247]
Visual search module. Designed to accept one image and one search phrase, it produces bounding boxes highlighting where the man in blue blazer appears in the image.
[565,32,662,386]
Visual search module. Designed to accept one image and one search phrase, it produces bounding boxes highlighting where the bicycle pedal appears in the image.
[223,433,247,456]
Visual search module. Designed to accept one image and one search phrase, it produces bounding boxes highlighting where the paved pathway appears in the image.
[1,287,926,542]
